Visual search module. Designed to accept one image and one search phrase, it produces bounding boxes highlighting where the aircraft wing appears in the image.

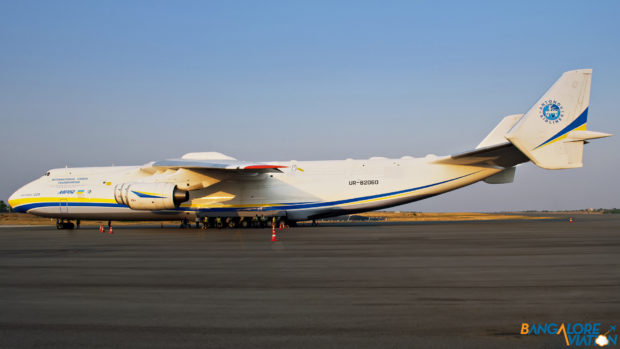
[150,159,287,173]
[433,142,529,168]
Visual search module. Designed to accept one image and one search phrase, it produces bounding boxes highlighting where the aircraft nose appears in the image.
[8,191,18,210]
[8,187,24,212]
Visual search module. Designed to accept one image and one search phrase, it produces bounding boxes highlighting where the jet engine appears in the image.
[114,183,189,210]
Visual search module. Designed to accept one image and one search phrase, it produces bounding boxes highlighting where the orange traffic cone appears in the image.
[569,217,574,223]
[108,226,114,234]
[279,222,284,230]
[271,225,278,242]
[99,225,104,233]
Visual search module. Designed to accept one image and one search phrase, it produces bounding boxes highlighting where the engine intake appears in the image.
[114,183,189,210]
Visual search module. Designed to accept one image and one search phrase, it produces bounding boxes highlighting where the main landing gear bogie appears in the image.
[195,217,295,230]
[56,218,79,230]
[179,218,192,229]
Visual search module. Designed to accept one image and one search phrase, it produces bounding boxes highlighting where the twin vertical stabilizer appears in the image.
[505,69,611,169]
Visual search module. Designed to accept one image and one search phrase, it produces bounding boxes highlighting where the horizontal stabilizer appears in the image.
[476,114,523,149]
[434,143,528,168]
[566,130,612,142]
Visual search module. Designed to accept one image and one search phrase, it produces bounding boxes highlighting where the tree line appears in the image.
[0,200,8,212]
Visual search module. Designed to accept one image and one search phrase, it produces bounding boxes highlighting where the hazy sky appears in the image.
[1,1,619,212]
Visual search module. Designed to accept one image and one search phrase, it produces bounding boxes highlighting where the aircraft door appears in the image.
[59,198,69,215]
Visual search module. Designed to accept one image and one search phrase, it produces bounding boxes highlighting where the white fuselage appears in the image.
[9,156,501,221]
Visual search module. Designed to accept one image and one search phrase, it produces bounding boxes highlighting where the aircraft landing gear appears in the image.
[226,218,238,229]
[56,218,75,230]
[201,217,211,230]
[179,218,191,228]
[197,216,294,230]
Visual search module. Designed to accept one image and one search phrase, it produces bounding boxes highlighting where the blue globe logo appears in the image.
[542,103,561,121]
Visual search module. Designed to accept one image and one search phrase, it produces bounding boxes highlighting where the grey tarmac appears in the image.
[0,215,619,348]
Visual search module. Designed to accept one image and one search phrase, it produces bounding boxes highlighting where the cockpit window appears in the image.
[44,171,50,176]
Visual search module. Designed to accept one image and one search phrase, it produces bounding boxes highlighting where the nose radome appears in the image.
[8,189,20,211]
[9,176,47,213]
[8,184,28,212]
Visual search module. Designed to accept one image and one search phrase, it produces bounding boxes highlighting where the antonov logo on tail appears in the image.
[7,69,612,229]
[540,100,565,123]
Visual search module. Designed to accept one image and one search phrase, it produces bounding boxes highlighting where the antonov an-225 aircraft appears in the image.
[8,69,611,229]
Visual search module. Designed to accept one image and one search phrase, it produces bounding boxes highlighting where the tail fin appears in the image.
[505,69,611,169]
[476,114,522,149]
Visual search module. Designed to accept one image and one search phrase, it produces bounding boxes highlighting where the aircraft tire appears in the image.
[59,222,74,229]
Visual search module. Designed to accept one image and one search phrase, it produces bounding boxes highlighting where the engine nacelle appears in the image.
[114,183,189,210]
